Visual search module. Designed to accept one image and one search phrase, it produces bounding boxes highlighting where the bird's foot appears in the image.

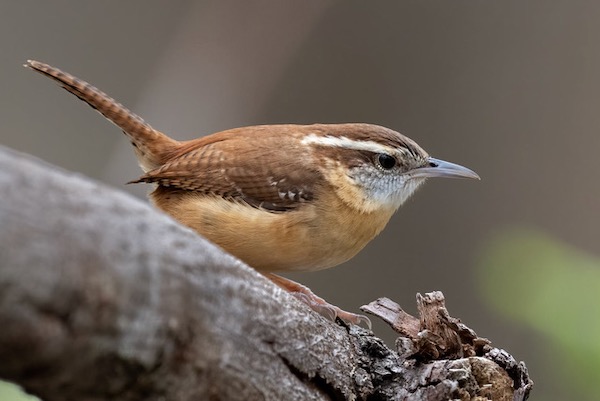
[264,273,372,329]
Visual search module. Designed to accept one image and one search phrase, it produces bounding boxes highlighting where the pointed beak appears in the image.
[409,157,480,180]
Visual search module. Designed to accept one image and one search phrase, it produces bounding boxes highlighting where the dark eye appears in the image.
[376,153,396,170]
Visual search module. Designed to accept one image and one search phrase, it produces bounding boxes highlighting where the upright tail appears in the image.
[25,60,179,172]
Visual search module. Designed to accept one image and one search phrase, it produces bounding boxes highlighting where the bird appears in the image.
[25,60,479,327]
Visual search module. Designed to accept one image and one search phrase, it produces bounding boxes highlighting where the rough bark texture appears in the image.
[0,146,532,401]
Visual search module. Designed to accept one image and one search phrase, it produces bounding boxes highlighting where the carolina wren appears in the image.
[26,60,479,327]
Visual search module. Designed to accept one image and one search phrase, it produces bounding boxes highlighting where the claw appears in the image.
[353,314,372,330]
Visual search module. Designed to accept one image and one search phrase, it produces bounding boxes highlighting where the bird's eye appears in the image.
[376,153,396,170]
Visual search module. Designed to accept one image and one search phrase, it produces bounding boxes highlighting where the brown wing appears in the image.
[131,128,320,211]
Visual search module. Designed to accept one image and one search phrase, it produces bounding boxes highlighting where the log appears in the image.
[0,146,532,400]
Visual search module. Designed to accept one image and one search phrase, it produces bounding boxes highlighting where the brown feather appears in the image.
[133,125,323,211]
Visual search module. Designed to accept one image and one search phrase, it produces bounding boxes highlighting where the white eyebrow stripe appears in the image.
[301,134,403,155]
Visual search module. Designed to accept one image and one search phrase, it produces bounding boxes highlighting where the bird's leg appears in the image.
[264,273,371,329]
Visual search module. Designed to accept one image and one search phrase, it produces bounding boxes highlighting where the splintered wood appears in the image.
[361,291,533,401]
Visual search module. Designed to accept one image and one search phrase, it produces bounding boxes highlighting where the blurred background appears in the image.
[1,1,599,400]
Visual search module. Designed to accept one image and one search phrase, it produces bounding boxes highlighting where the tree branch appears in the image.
[0,146,532,401]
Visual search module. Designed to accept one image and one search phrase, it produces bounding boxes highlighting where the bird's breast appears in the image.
[150,189,395,272]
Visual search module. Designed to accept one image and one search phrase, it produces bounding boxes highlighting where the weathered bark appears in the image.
[0,146,532,401]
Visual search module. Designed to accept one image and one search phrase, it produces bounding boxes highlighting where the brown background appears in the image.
[2,2,599,400]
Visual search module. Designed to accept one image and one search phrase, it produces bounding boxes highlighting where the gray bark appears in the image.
[0,146,532,401]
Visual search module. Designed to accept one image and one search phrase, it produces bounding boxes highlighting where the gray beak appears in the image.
[409,157,480,180]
